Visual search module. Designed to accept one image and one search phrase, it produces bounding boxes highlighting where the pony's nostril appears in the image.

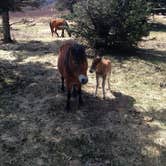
[82,78,88,84]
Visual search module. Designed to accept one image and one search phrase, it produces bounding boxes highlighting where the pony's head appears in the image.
[67,44,88,84]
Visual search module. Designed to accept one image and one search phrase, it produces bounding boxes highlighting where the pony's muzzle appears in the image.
[79,75,88,84]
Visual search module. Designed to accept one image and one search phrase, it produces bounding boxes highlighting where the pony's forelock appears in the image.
[71,44,86,63]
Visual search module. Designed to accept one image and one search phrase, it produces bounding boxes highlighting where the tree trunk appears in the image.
[2,10,13,43]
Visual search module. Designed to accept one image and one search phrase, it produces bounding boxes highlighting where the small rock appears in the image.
[144,116,153,122]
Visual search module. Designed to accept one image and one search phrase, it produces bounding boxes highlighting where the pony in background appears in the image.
[49,18,71,37]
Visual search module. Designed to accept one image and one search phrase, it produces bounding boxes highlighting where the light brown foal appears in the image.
[89,56,111,99]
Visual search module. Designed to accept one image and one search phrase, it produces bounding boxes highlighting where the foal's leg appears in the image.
[107,73,111,91]
[95,74,99,97]
[102,75,106,99]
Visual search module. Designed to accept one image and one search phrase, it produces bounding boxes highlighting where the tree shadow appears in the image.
[0,59,165,165]
[135,48,166,64]
[150,22,166,33]
[0,40,63,61]
[0,59,59,94]
[107,47,166,65]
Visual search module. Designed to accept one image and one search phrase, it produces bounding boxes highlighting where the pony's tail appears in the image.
[64,21,71,37]
[49,21,53,37]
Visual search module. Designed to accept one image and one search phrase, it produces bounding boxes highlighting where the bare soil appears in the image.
[0,14,166,166]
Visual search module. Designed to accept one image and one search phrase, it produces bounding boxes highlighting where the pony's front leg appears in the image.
[65,82,72,112]
[78,84,83,106]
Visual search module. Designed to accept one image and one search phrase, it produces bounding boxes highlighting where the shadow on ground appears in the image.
[106,48,166,67]
[0,40,63,60]
[0,39,165,67]
[150,22,166,33]
[0,59,164,166]
[136,48,166,64]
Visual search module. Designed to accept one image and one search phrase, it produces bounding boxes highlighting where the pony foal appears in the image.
[58,41,88,112]
[89,56,111,99]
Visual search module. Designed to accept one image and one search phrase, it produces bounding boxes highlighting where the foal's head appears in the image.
[89,56,102,73]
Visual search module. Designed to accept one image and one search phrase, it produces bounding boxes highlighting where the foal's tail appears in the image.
[64,21,71,37]
[49,21,54,37]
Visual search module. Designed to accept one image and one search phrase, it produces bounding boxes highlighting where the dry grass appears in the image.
[0,14,166,166]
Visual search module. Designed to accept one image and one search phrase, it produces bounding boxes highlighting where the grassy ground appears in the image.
[0,15,166,166]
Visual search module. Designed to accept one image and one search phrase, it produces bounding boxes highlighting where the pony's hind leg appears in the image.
[72,84,77,97]
[107,73,111,91]
[54,29,59,37]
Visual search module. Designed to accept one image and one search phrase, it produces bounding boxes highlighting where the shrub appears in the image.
[55,0,82,13]
[72,0,150,50]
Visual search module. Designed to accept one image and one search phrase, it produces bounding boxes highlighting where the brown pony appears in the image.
[89,55,111,99]
[58,41,88,112]
[49,18,71,37]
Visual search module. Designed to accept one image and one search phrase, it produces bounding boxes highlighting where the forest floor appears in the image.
[0,14,166,166]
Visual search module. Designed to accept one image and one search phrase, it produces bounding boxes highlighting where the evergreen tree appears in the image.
[0,0,44,43]
[72,0,150,50]
[147,0,166,15]
[147,0,166,8]
[55,0,81,13]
